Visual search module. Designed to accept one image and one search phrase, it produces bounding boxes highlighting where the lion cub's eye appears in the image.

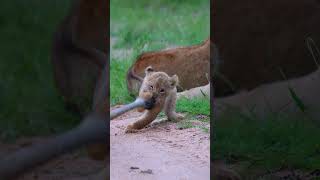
[149,85,153,90]
[160,89,165,93]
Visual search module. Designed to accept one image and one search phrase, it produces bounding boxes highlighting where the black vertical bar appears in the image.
[210,0,216,178]
[105,0,111,179]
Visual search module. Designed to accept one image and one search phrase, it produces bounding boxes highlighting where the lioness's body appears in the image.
[215,67,320,120]
[127,38,210,95]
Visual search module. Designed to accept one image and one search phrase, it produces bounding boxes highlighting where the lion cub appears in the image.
[125,66,183,133]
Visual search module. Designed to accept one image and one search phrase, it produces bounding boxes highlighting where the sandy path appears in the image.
[110,108,210,180]
[0,107,209,180]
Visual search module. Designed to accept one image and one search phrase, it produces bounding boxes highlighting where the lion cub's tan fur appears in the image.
[125,66,183,133]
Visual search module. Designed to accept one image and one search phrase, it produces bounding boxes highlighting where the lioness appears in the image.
[126,38,210,96]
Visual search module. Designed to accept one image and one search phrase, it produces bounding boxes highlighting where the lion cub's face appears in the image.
[139,66,178,105]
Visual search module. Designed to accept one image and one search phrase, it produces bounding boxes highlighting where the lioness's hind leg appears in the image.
[164,89,184,121]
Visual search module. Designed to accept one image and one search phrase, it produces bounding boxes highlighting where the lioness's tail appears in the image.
[126,66,143,95]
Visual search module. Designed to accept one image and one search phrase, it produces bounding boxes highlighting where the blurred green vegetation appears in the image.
[213,112,320,176]
[0,0,79,141]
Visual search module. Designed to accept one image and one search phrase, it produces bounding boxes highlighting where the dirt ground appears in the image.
[1,109,319,179]
[0,106,210,180]
[110,106,210,180]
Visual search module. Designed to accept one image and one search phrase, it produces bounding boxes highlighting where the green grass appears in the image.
[213,112,320,172]
[176,97,210,116]
[0,0,79,141]
[110,0,210,106]
[110,59,135,105]
[111,0,210,50]
[176,97,210,133]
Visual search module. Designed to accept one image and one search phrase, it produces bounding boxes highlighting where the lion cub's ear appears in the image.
[169,74,179,87]
[145,66,154,76]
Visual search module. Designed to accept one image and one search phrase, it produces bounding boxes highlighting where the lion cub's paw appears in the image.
[125,124,139,133]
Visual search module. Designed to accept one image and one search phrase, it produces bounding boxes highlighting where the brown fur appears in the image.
[126,38,210,96]
[50,0,108,161]
[51,0,108,115]
[125,66,183,133]
[214,0,320,96]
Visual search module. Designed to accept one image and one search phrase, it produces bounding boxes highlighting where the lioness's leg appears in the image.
[164,89,183,121]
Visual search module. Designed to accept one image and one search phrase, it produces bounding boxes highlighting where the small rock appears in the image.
[140,169,153,174]
[196,114,208,119]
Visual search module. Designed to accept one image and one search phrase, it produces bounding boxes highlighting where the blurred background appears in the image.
[0,0,79,142]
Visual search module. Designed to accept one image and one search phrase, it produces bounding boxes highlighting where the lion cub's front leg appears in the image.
[125,105,162,133]
[164,88,184,121]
